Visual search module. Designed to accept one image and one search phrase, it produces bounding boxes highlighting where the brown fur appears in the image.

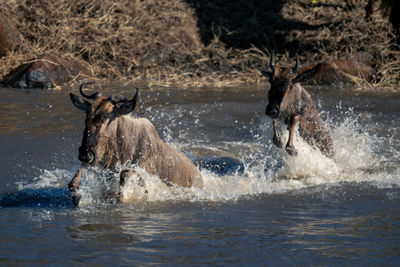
[297,58,373,84]
[69,90,202,205]
[264,56,334,157]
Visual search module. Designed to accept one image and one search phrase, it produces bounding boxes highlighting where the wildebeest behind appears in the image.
[262,53,334,158]
[69,83,203,205]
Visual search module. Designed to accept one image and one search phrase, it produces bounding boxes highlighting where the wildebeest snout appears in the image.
[78,145,95,164]
[266,104,279,119]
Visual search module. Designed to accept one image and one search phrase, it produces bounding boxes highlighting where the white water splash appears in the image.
[17,169,73,190]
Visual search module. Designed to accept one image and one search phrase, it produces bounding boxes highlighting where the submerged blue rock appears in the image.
[0,187,73,208]
[195,156,245,176]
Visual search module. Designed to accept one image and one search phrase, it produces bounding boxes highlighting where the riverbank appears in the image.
[0,0,398,89]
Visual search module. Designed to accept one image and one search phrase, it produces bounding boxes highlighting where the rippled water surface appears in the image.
[0,84,399,265]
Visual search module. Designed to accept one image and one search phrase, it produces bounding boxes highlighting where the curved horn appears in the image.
[293,54,299,74]
[131,88,139,106]
[79,82,102,100]
[269,51,275,72]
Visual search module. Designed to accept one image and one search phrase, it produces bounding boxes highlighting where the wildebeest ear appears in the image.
[70,93,91,111]
[114,88,139,116]
[261,70,273,79]
[292,68,317,84]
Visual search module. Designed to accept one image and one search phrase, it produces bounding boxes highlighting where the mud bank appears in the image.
[0,0,398,88]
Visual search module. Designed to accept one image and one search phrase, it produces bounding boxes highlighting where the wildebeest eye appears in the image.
[92,114,107,125]
[101,113,110,120]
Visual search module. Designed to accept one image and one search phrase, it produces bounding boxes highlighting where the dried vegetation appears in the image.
[0,0,398,89]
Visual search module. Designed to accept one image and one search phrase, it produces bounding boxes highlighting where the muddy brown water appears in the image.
[0,84,399,265]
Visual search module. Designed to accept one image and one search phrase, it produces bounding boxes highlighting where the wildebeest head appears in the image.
[262,53,316,119]
[70,82,139,165]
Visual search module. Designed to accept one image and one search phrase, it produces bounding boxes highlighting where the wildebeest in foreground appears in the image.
[262,54,334,158]
[69,83,203,205]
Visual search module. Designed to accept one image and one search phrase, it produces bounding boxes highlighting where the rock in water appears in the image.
[1,53,91,89]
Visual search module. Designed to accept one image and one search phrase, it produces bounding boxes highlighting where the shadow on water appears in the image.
[183,0,327,51]
[0,187,73,208]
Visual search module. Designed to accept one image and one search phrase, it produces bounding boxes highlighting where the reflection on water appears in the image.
[0,84,399,265]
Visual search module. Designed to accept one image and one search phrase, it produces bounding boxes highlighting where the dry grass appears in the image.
[0,0,398,89]
[284,0,399,89]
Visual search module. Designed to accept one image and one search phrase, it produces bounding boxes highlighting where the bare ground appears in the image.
[0,0,398,89]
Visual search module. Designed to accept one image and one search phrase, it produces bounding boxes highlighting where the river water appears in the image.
[0,84,399,265]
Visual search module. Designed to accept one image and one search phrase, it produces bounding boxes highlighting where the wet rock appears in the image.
[0,12,21,57]
[300,58,373,85]
[0,187,72,208]
[195,156,245,176]
[1,53,91,89]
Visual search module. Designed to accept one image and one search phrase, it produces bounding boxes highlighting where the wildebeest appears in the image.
[262,53,334,158]
[69,83,203,205]
[296,57,373,85]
